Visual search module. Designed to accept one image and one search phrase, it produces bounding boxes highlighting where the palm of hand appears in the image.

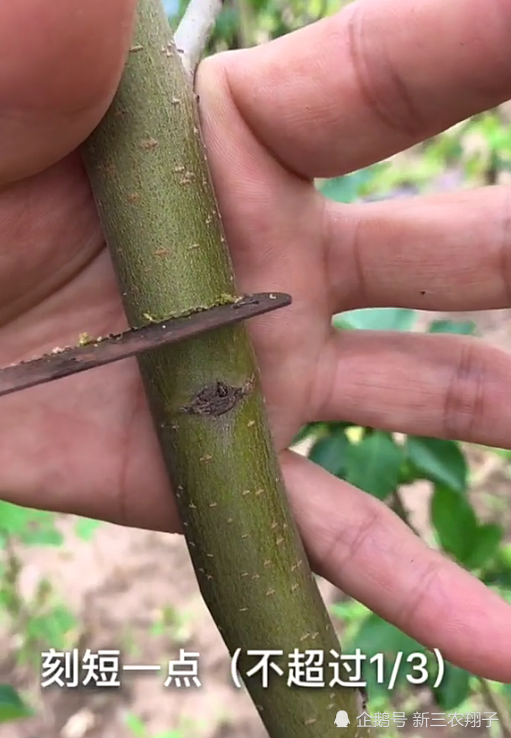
[0,70,328,531]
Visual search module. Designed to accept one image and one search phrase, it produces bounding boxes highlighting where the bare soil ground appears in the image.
[1,520,339,738]
[1,307,510,738]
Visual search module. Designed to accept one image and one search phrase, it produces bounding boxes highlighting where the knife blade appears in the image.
[0,292,291,399]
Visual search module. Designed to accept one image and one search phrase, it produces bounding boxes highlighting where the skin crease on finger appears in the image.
[204,0,511,179]
[0,0,137,185]
[322,189,511,314]
[284,452,511,682]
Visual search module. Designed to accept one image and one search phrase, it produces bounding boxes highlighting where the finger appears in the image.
[284,451,511,682]
[312,329,511,447]
[0,0,136,184]
[324,187,511,313]
[204,0,511,178]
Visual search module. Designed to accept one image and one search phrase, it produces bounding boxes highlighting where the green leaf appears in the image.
[433,664,471,709]
[212,6,238,37]
[318,167,381,204]
[348,614,426,698]
[26,607,76,650]
[329,600,369,622]
[406,436,467,493]
[0,503,63,547]
[75,517,101,542]
[291,422,325,446]
[334,307,417,332]
[352,613,425,656]
[318,174,361,203]
[431,486,478,562]
[0,685,32,723]
[344,432,405,500]
[481,567,511,589]
[463,523,503,570]
[49,606,77,635]
[0,502,32,536]
[397,460,423,485]
[428,319,476,335]
[309,431,350,476]
[21,528,63,547]
[480,543,511,588]
[498,544,511,568]
[125,712,147,737]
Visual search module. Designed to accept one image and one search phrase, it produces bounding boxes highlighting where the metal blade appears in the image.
[0,292,291,399]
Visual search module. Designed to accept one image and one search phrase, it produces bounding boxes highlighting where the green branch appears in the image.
[81,1,370,735]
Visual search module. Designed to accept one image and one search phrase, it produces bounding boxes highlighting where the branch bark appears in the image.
[174,0,223,74]
[81,1,370,736]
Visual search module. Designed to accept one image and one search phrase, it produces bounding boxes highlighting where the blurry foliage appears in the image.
[0,504,100,723]
[125,710,201,738]
[169,0,346,50]
[0,503,97,663]
[319,108,511,202]
[0,684,32,724]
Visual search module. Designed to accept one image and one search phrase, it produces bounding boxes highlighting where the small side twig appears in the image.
[471,453,505,487]
[478,678,511,738]
[391,490,421,537]
[175,0,224,75]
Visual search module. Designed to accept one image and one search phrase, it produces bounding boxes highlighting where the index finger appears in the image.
[0,0,136,184]
[206,0,511,178]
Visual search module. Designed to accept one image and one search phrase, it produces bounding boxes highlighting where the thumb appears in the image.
[0,0,136,184]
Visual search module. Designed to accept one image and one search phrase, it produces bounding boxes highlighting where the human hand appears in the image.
[1,0,510,681]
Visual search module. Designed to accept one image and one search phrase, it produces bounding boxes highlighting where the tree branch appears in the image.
[479,678,511,738]
[175,0,223,74]
[390,490,420,537]
[81,1,371,736]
